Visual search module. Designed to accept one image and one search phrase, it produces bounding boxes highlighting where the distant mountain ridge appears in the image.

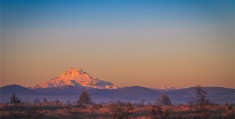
[0,84,234,104]
[0,84,33,94]
[1,68,234,104]
[34,68,117,89]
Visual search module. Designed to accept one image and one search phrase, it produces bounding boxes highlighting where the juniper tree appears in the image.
[10,93,21,104]
[77,91,93,105]
[156,94,172,105]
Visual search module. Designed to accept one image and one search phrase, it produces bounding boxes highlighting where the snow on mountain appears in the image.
[158,86,181,90]
[34,68,117,89]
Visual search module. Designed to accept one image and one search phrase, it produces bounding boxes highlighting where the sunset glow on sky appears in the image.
[1,0,234,88]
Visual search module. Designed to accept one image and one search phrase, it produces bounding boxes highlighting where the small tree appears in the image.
[192,85,209,106]
[157,94,172,105]
[10,93,21,104]
[77,91,93,105]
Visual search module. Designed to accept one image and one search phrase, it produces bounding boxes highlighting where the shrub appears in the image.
[149,105,171,119]
[110,102,133,119]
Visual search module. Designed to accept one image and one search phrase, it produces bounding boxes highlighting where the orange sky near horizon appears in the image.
[1,24,234,88]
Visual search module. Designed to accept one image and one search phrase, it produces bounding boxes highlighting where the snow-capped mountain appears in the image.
[34,68,117,89]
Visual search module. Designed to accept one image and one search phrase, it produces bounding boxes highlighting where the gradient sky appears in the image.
[1,0,234,88]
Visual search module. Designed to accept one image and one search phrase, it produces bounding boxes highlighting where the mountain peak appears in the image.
[68,68,84,73]
[65,68,86,74]
[35,68,117,89]
[60,68,87,77]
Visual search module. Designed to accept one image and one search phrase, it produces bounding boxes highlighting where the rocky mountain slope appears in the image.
[34,68,117,89]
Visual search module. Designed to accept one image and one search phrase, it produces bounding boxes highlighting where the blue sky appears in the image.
[1,0,234,28]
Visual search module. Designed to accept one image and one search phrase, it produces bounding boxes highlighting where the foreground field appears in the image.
[0,103,234,119]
